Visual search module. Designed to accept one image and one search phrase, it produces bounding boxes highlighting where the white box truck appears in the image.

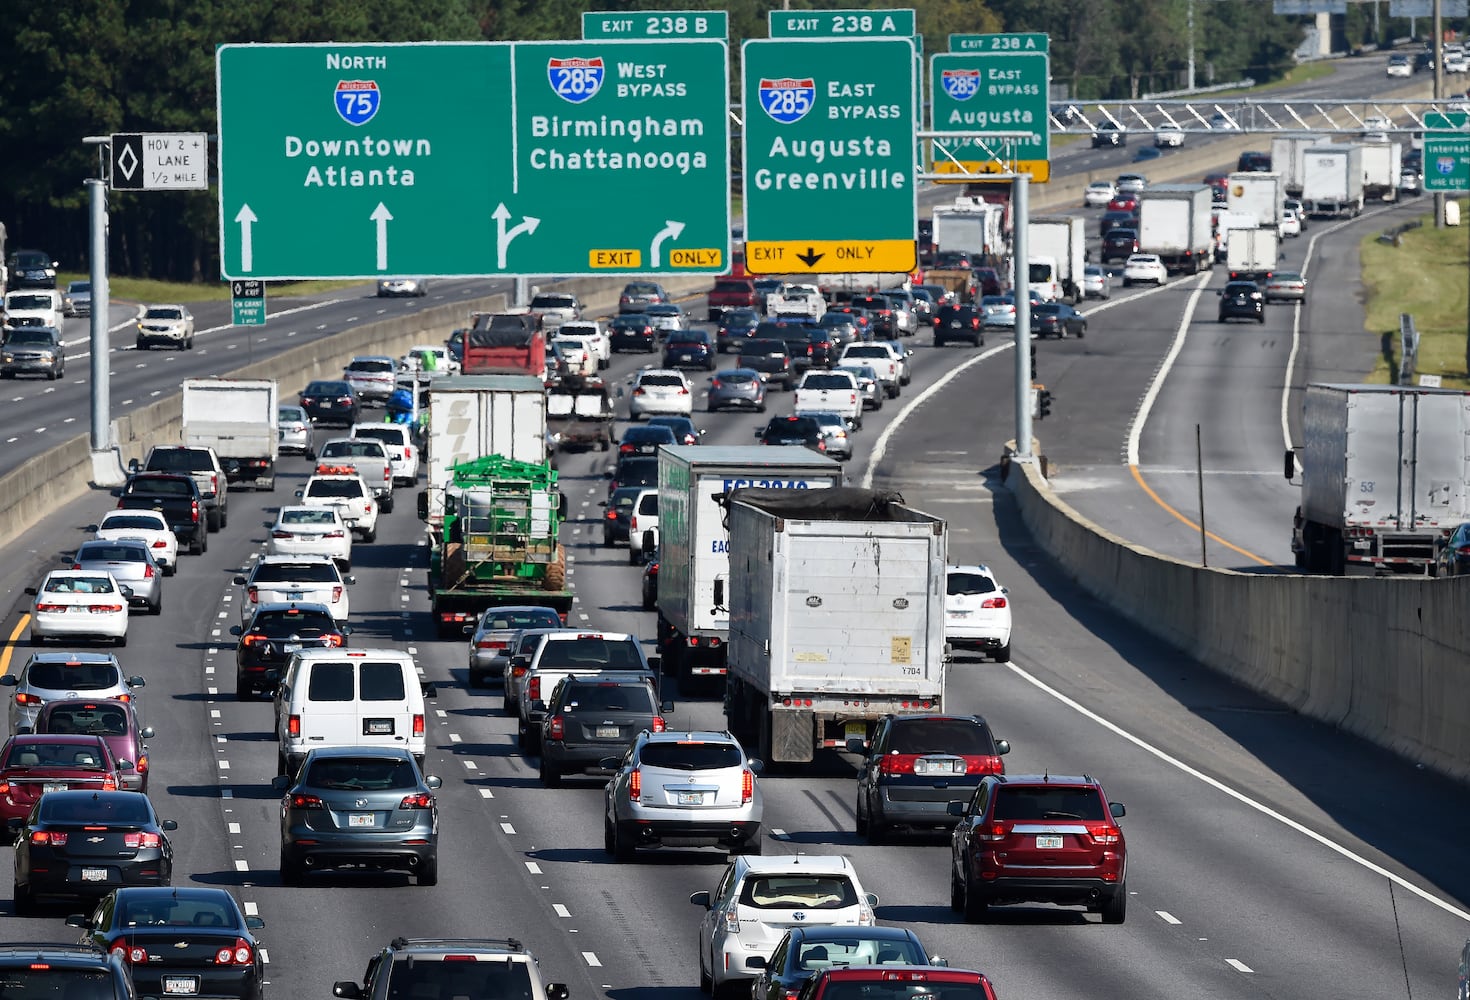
[1026,216,1087,301]
[1360,141,1403,202]
[931,197,1007,258]
[722,487,948,764]
[1225,172,1284,232]
[656,447,843,690]
[1226,228,1280,284]
[1302,146,1364,218]
[425,374,547,527]
[1271,134,1330,197]
[180,378,278,490]
[1138,184,1215,274]
[1290,384,1470,575]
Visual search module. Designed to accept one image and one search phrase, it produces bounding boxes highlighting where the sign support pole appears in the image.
[85,177,124,486]
[1013,172,1033,461]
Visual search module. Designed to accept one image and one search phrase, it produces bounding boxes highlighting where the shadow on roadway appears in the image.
[527,845,728,867]
[166,783,277,800]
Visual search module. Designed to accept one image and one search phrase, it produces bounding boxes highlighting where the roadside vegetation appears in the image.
[57,273,369,304]
[1360,199,1470,389]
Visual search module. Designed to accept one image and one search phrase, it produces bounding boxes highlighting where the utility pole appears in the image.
[1187,0,1197,92]
[1436,0,1446,228]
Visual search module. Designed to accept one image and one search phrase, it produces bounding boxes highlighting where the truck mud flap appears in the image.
[773,710,814,764]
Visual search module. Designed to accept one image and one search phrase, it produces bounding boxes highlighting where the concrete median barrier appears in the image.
[1009,453,1470,784]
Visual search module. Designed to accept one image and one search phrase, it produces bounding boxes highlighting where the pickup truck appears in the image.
[766,283,826,320]
[295,473,380,542]
[112,472,208,556]
[134,445,229,532]
[838,343,906,398]
[511,630,659,751]
[793,370,864,429]
[315,439,395,512]
[707,277,760,321]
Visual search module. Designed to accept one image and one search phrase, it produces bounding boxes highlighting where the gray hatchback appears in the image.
[706,368,767,413]
[73,539,163,614]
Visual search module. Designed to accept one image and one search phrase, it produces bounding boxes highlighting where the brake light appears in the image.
[15,693,44,706]
[741,768,754,804]
[210,474,218,494]
[961,755,1005,775]
[476,639,508,650]
[619,443,635,455]
[288,714,301,737]
[124,831,162,848]
[247,586,259,603]
[90,604,124,614]
[399,792,434,809]
[191,500,200,523]
[151,540,167,548]
[136,754,148,774]
[143,563,155,579]
[1087,823,1122,845]
[30,831,67,846]
[605,509,618,520]
[290,793,324,809]
[710,379,721,389]
[632,387,646,396]
[528,677,541,700]
[332,586,343,602]
[678,387,690,395]
[547,715,565,740]
[215,940,253,965]
[651,716,666,733]
[241,634,270,647]
[102,775,117,790]
[412,714,424,736]
[112,944,148,964]
[878,754,918,775]
[33,603,65,613]
[975,820,1010,842]
[629,767,641,802]
[722,908,741,934]
[980,596,1007,609]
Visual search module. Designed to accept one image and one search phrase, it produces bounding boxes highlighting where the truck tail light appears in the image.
[651,716,666,733]
[332,586,343,602]
[191,501,200,523]
[528,677,541,701]
[412,714,425,736]
[210,474,219,494]
[247,586,259,604]
[288,714,301,737]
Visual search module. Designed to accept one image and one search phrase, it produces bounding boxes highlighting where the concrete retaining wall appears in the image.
[1010,457,1470,783]
[0,274,714,552]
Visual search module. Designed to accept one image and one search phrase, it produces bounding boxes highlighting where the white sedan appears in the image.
[1122,253,1168,286]
[91,510,177,575]
[1153,122,1185,147]
[944,564,1012,662]
[1280,207,1302,238]
[1083,180,1117,207]
[268,505,353,570]
[28,570,130,647]
[1082,264,1111,300]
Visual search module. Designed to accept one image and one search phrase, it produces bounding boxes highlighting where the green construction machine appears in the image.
[418,455,573,639]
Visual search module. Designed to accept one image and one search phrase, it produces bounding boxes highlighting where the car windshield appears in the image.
[352,428,404,446]
[303,755,417,790]
[820,985,988,1000]
[479,609,561,631]
[78,544,147,563]
[347,360,393,373]
[147,449,212,472]
[281,509,338,526]
[5,742,107,768]
[740,875,858,909]
[993,785,1107,821]
[100,514,165,531]
[804,374,853,389]
[0,969,119,1000]
[560,683,655,713]
[794,936,924,970]
[42,576,116,595]
[639,741,742,769]
[7,295,53,310]
[947,572,997,596]
[40,793,151,824]
[537,637,644,670]
[252,563,338,583]
[144,308,183,321]
[250,610,335,636]
[718,372,756,384]
[888,719,995,755]
[44,705,128,736]
[532,295,576,308]
[384,958,533,1000]
[625,283,660,295]
[741,340,786,355]
[307,480,366,499]
[25,661,118,691]
[625,427,675,444]
[123,477,188,498]
[279,407,307,422]
[306,382,350,395]
[637,374,684,388]
[322,441,384,458]
[4,329,55,345]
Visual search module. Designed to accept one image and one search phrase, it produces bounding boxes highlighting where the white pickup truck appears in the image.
[793,370,864,429]
[838,342,905,398]
[766,283,826,320]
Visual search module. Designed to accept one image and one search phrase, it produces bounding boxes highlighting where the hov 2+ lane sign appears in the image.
[741,37,917,274]
[930,33,1050,183]
[216,41,729,280]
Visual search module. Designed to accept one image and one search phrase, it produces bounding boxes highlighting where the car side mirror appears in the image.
[23,586,38,597]
[128,676,145,688]
[333,984,365,1000]
[294,490,305,498]
[660,700,675,713]
[229,626,243,637]
[995,739,1011,755]
[864,892,879,907]
[270,775,291,793]
[118,585,134,600]
[245,916,265,930]
[753,428,763,438]
[343,575,356,586]
[15,725,32,735]
[340,624,352,635]
[946,800,965,816]
[930,956,949,968]
[86,524,98,533]
[140,727,155,739]
[233,575,247,586]
[117,760,134,771]
[417,491,429,521]
[1110,802,1127,819]
[127,459,141,473]
[463,624,475,635]
[421,681,437,699]
[689,890,712,909]
[425,775,443,789]
[599,756,622,771]
[646,654,661,672]
[109,488,123,497]
[604,470,614,479]
[66,913,90,929]
[0,676,17,689]
[546,985,569,1000]
[844,737,868,755]
[161,820,178,831]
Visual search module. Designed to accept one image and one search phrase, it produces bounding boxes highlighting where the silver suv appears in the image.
[333,937,568,1000]
[1,652,145,733]
[602,729,763,861]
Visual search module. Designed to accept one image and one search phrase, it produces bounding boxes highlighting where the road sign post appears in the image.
[930,34,1050,182]
[217,41,730,279]
[110,133,209,191]
[231,280,266,326]
[583,10,727,38]
[740,37,917,275]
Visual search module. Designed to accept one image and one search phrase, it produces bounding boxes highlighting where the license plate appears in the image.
[365,719,393,735]
[677,791,703,805]
[284,643,302,654]
[915,759,962,775]
[81,868,109,882]
[844,721,867,739]
[678,354,693,361]
[163,978,198,996]
[348,813,375,828]
[43,783,69,793]
[287,592,305,601]
[595,726,620,739]
[1036,835,1063,849]
[950,321,963,328]
[950,610,972,619]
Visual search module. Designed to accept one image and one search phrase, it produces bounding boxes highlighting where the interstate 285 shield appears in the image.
[548,57,605,104]
[940,68,981,102]
[758,78,816,124]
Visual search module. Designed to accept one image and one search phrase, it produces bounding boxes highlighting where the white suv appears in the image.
[296,473,379,542]
[605,730,763,862]
[628,369,693,419]
[628,488,659,564]
[692,854,878,995]
[944,564,1012,662]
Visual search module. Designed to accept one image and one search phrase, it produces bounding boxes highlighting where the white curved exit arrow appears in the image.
[650,220,685,269]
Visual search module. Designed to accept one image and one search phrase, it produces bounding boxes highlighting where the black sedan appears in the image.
[754,415,828,454]
[716,308,761,353]
[1030,302,1087,339]
[609,314,657,353]
[69,887,265,1000]
[1218,280,1265,324]
[13,790,175,912]
[299,380,360,426]
[228,602,349,699]
[618,424,677,458]
[933,305,985,347]
[662,330,716,371]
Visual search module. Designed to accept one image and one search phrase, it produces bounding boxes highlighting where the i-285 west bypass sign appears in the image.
[216,42,730,279]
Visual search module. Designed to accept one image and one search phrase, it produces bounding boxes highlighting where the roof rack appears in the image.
[388,937,525,952]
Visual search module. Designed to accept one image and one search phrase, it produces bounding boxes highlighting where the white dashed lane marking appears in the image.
[553,904,571,918]
[234,860,249,872]
[499,822,516,835]
[581,953,602,968]
[1226,960,1253,974]
[228,823,241,835]
[525,862,542,874]
[1157,911,1181,925]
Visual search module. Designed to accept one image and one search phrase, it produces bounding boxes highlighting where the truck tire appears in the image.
[544,545,567,590]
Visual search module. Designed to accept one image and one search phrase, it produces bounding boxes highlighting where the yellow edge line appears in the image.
[1127,464,1274,568]
[0,614,30,677]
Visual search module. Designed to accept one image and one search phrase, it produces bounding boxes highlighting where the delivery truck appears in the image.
[655,447,843,691]
[1289,384,1470,576]
[1137,184,1215,274]
[180,378,278,490]
[1360,141,1403,202]
[1302,146,1364,218]
[1026,216,1087,300]
[722,487,949,765]
[931,197,1008,259]
[425,375,547,527]
[1226,228,1280,284]
[1226,172,1284,233]
[1271,134,1330,198]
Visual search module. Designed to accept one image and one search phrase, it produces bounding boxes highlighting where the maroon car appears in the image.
[0,734,125,835]
[31,699,153,793]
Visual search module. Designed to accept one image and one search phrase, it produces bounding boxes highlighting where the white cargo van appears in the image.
[274,648,431,775]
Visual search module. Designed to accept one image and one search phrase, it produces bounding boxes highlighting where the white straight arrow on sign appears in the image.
[650,220,686,268]
[234,204,258,273]
[493,203,541,269]
[371,203,393,271]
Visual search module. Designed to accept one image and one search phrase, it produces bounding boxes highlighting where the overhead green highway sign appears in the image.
[930,34,1050,183]
[583,10,728,38]
[216,41,730,280]
[768,8,916,37]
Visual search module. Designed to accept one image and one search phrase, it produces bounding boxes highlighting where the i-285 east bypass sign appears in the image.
[216,41,730,279]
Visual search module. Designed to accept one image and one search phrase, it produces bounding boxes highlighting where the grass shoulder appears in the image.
[57,272,370,304]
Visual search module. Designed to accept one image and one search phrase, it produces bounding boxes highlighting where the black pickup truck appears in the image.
[111,473,208,555]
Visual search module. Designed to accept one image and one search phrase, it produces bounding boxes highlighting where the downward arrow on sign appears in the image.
[797,247,825,267]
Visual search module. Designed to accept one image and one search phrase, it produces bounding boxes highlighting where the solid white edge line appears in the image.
[1125,272,1212,466]
[1005,660,1470,923]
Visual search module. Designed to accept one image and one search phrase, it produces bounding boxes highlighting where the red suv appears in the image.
[948,773,1128,924]
[797,966,999,1000]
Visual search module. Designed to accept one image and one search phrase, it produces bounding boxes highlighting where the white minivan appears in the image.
[274,648,431,776]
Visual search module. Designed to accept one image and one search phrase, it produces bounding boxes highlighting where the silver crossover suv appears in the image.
[1,652,145,734]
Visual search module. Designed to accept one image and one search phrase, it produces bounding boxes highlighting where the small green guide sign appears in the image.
[582,10,728,38]
[231,279,266,326]
[1424,133,1470,192]
[769,8,916,36]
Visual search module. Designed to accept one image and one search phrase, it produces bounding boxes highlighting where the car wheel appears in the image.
[1076,326,1085,339]
[756,403,766,413]
[116,633,127,648]
[207,508,222,533]
[612,820,636,863]
[363,527,376,543]
[949,870,965,914]
[698,949,713,994]
[279,851,304,887]
[382,494,395,514]
[150,594,162,616]
[855,797,869,836]
[732,835,763,856]
[602,534,614,548]
[1122,279,1132,288]
[1257,315,1265,324]
[235,677,253,700]
[13,881,35,915]
[628,547,640,566]
[468,669,483,688]
[539,757,562,788]
[136,340,147,350]
[417,855,438,886]
[962,871,989,923]
[47,367,57,381]
[1100,882,1127,923]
